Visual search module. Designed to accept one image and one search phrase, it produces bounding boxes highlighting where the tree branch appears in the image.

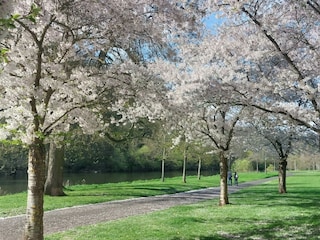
[307,0,320,15]
[241,6,304,81]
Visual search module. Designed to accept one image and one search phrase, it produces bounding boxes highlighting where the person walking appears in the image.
[228,171,232,186]
[234,172,239,186]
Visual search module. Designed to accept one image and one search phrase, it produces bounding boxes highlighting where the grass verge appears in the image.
[46,171,320,240]
[0,172,275,217]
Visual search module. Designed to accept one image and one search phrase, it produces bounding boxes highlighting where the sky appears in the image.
[203,12,224,34]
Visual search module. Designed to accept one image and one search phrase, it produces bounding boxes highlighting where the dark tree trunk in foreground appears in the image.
[24,138,46,240]
[219,151,229,206]
[44,142,66,196]
[278,158,287,193]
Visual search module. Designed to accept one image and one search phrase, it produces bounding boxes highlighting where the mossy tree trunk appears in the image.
[24,137,46,240]
[219,150,229,206]
[278,157,287,193]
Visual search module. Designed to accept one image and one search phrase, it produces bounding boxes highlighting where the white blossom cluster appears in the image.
[149,0,319,153]
[0,0,207,145]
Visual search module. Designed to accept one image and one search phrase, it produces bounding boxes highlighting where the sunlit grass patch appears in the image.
[46,171,320,240]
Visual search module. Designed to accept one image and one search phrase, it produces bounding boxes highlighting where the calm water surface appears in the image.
[0,170,214,196]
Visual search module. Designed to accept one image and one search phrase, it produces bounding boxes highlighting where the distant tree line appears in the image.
[0,124,218,175]
[1,118,319,176]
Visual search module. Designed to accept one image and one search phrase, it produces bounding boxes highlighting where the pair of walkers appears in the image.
[228,171,238,186]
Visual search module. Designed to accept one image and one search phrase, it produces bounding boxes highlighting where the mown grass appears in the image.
[46,171,320,240]
[0,172,275,217]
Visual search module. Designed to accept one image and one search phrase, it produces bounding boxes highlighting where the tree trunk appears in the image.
[161,153,165,182]
[197,156,202,180]
[182,146,187,183]
[219,151,229,206]
[278,158,287,193]
[44,142,66,196]
[161,133,166,182]
[24,137,46,240]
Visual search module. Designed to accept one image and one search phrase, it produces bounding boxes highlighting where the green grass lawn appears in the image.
[45,171,320,240]
[0,172,275,217]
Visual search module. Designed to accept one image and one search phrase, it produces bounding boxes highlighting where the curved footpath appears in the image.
[0,177,276,240]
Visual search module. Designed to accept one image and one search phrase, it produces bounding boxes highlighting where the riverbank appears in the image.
[0,172,276,217]
[0,170,216,195]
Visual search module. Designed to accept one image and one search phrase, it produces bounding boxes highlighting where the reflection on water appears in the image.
[0,170,214,196]
[0,173,28,195]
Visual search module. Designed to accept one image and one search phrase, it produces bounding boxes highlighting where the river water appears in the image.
[0,170,214,196]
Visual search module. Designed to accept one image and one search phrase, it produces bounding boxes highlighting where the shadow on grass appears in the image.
[232,184,320,207]
[168,213,320,240]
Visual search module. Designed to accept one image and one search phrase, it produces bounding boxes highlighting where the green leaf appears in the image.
[26,3,42,23]
[27,15,36,23]
[0,48,9,63]
[0,18,15,29]
[11,14,21,20]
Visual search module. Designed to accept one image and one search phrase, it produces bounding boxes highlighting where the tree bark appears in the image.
[219,151,229,206]
[182,146,187,183]
[197,156,202,180]
[44,142,66,196]
[161,147,165,182]
[278,158,287,193]
[24,137,46,240]
[161,133,166,182]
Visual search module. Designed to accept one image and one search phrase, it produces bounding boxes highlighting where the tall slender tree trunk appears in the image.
[197,156,202,180]
[161,147,166,182]
[182,146,187,183]
[161,159,165,182]
[24,137,46,240]
[278,158,287,193]
[161,133,166,182]
[44,142,66,196]
[219,151,229,206]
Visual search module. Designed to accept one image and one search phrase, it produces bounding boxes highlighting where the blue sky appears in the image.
[203,13,224,34]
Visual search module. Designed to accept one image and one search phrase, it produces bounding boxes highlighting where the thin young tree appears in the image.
[197,104,243,205]
[150,33,246,205]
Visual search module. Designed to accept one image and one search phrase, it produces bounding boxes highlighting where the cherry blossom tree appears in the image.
[0,1,206,239]
[0,1,14,66]
[248,111,297,193]
[150,0,318,202]
[206,0,320,133]
[179,0,319,195]
[198,104,243,205]
[151,53,245,204]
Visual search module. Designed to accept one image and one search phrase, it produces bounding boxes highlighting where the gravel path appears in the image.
[0,177,276,240]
